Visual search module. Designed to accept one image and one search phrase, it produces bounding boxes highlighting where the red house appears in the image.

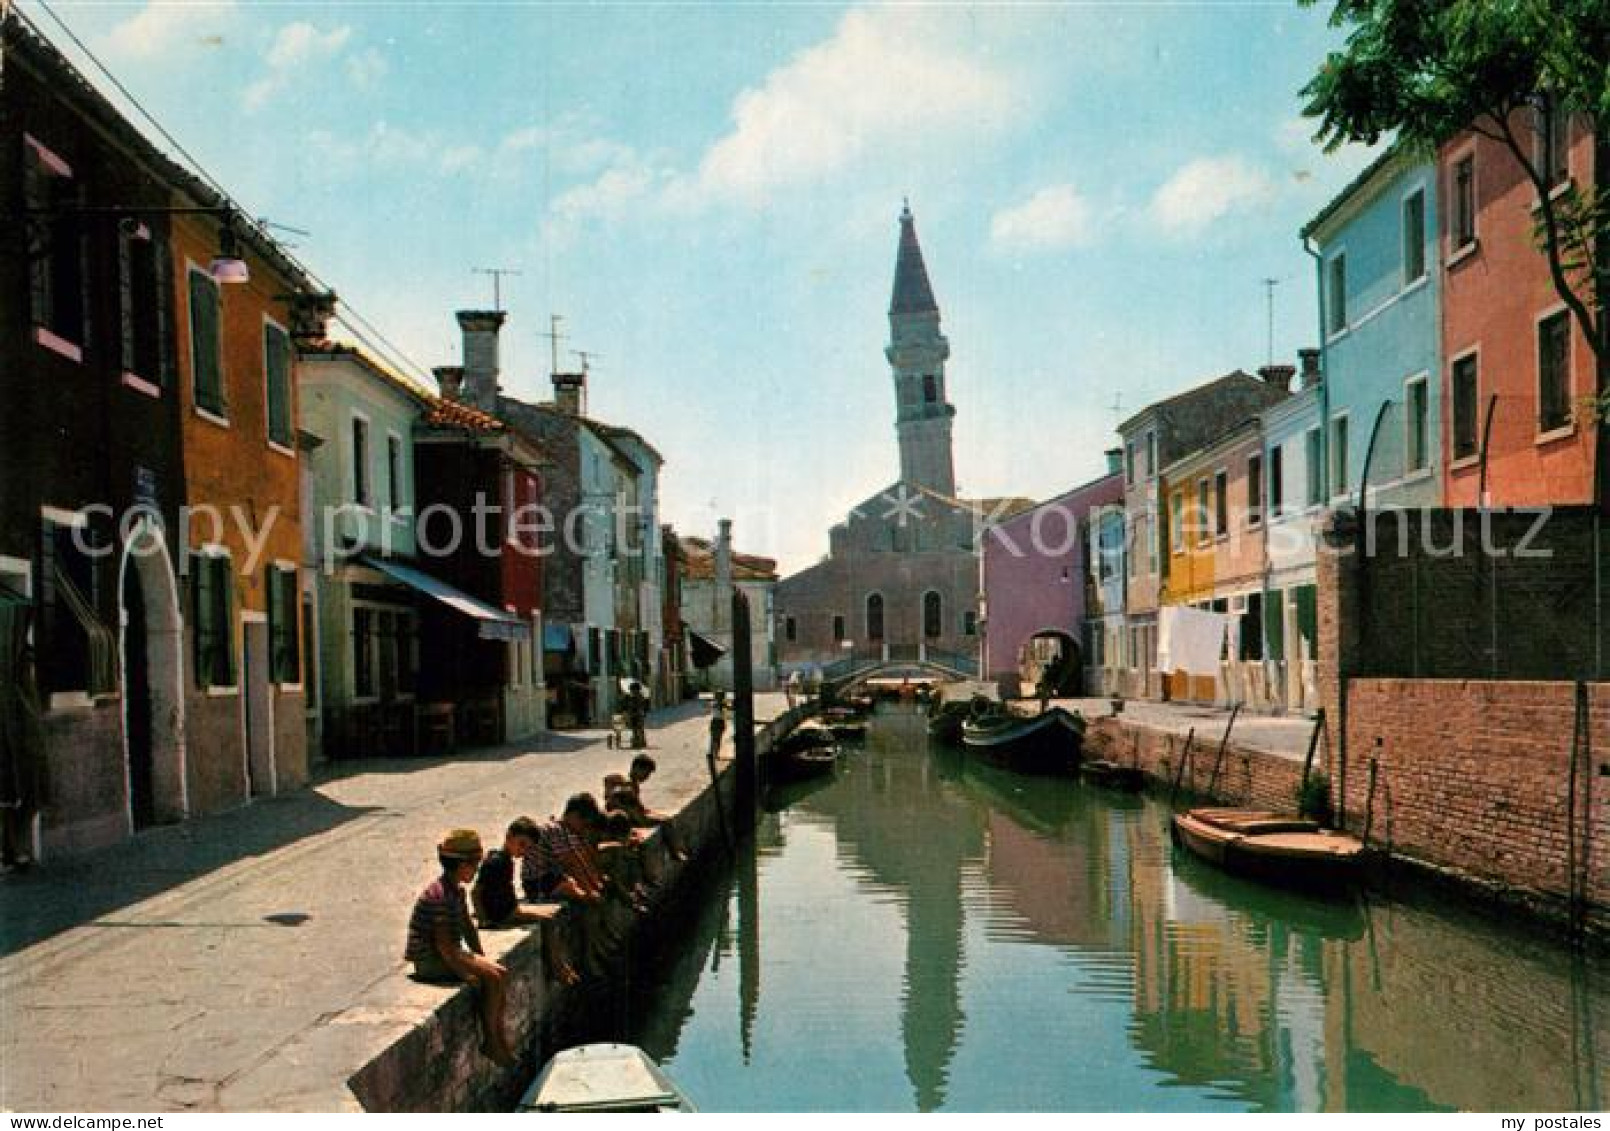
[1439,108,1599,507]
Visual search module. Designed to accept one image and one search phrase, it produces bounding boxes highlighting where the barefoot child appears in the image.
[404,829,514,1065]
[473,817,578,985]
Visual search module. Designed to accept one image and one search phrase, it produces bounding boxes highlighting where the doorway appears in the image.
[242,617,275,797]
[118,522,186,829]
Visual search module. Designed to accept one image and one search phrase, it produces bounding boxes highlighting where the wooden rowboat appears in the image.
[771,723,840,782]
[517,1043,696,1112]
[1171,807,1368,887]
[925,700,969,744]
[961,707,1085,775]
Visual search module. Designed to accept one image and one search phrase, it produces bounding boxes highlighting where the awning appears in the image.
[685,625,726,670]
[360,556,529,642]
[543,622,574,652]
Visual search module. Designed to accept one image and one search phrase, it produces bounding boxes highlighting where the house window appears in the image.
[352,417,371,506]
[24,139,87,354]
[1452,354,1480,460]
[1213,471,1228,536]
[866,594,884,642]
[1196,479,1211,545]
[1326,253,1347,335]
[1268,444,1285,517]
[962,610,977,637]
[1145,432,1157,479]
[1538,311,1572,432]
[1406,377,1429,472]
[832,614,845,643]
[1330,415,1350,497]
[923,591,942,639]
[1170,490,1184,552]
[1402,189,1426,284]
[1535,94,1570,189]
[1247,454,1264,527]
[192,550,236,689]
[266,564,300,684]
[189,269,225,415]
[785,616,797,643]
[1124,440,1136,486]
[118,223,168,384]
[1453,155,1476,249]
[388,435,406,510]
[264,324,292,448]
[39,516,109,696]
[923,374,937,403]
[1305,428,1324,506]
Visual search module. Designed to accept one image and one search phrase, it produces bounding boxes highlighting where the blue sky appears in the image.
[31,1,1378,573]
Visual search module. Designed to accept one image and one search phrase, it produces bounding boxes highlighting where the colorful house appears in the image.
[1437,110,1599,506]
[296,339,436,760]
[1304,147,1442,509]
[682,521,778,692]
[979,464,1123,697]
[1116,370,1291,699]
[2,19,194,854]
[1258,353,1324,713]
[1084,499,1128,697]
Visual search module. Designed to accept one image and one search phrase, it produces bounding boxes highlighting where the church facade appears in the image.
[774,207,1030,675]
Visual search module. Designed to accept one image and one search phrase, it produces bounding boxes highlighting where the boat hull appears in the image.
[1081,759,1147,791]
[518,1043,695,1113]
[962,708,1084,775]
[1172,809,1367,888]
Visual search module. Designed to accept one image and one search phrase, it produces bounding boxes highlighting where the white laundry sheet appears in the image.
[1157,606,1233,677]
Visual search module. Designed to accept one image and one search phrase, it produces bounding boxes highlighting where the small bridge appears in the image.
[819,647,978,696]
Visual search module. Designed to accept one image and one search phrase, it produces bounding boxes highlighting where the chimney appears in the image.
[713,519,734,633]
[433,365,464,400]
[456,310,506,412]
[1258,364,1296,392]
[1298,347,1322,389]
[1104,447,1123,476]
[552,371,587,416]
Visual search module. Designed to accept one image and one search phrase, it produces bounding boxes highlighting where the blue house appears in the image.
[1260,352,1324,713]
[1303,147,1442,509]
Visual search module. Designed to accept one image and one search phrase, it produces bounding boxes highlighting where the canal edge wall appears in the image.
[333,704,813,1112]
[1084,704,1608,945]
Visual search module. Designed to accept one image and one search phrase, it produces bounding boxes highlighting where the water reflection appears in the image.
[625,706,1607,1112]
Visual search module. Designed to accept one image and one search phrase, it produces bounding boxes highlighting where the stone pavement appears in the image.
[1060,697,1320,761]
[0,695,786,1112]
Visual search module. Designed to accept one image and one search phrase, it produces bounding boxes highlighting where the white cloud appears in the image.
[990,185,1094,253]
[244,21,353,110]
[100,1,236,59]
[690,7,1024,204]
[1149,155,1278,237]
[345,47,388,90]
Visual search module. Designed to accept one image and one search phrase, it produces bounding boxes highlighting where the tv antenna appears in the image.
[1109,392,1125,421]
[539,314,567,376]
[572,349,602,374]
[472,266,522,312]
[1261,277,1280,367]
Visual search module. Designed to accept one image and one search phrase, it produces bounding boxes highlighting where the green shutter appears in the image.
[282,569,300,685]
[194,552,215,688]
[190,272,223,414]
[266,564,283,682]
[213,557,236,687]
[265,325,291,447]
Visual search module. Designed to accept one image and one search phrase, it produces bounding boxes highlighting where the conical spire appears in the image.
[889,202,938,316]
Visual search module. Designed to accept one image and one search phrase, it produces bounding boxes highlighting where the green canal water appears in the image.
[619,705,1607,1112]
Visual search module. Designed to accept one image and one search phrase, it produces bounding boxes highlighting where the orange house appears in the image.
[1440,109,1599,507]
[170,201,318,813]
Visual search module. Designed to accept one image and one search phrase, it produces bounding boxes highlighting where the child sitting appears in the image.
[404,829,514,1065]
[473,816,578,986]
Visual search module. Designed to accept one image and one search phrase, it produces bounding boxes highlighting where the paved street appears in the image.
[1061,697,1321,761]
[0,696,785,1112]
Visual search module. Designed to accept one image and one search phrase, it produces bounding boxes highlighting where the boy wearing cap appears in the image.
[405,829,515,1066]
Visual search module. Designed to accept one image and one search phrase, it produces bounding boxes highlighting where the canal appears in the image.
[615,705,1607,1112]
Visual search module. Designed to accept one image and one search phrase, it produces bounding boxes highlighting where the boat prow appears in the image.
[517,1043,695,1112]
[961,707,1085,775]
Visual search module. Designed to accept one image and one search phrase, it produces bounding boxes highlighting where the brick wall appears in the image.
[1084,716,1309,814]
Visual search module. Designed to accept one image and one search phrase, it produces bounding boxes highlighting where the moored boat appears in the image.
[771,722,841,782]
[924,699,971,744]
[827,721,868,742]
[1171,807,1368,887]
[517,1043,695,1112]
[961,707,1085,775]
[1081,759,1147,791]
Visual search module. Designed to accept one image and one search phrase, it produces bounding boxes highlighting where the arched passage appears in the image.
[1019,629,1082,698]
[119,517,187,829]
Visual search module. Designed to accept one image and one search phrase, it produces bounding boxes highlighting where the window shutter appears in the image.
[214,558,236,687]
[190,273,223,413]
[193,553,215,688]
[265,325,291,447]
[118,231,136,373]
[155,235,174,388]
[266,565,283,682]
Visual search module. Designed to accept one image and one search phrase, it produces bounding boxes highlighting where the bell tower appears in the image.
[885,203,956,496]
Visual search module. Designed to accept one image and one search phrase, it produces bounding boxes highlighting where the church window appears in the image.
[833,615,845,642]
[866,594,884,641]
[923,374,937,403]
[923,591,942,639]
[962,610,977,636]
[784,616,797,643]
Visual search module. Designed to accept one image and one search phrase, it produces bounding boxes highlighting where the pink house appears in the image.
[980,464,1124,695]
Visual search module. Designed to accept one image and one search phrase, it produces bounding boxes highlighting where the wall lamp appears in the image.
[23,204,251,284]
